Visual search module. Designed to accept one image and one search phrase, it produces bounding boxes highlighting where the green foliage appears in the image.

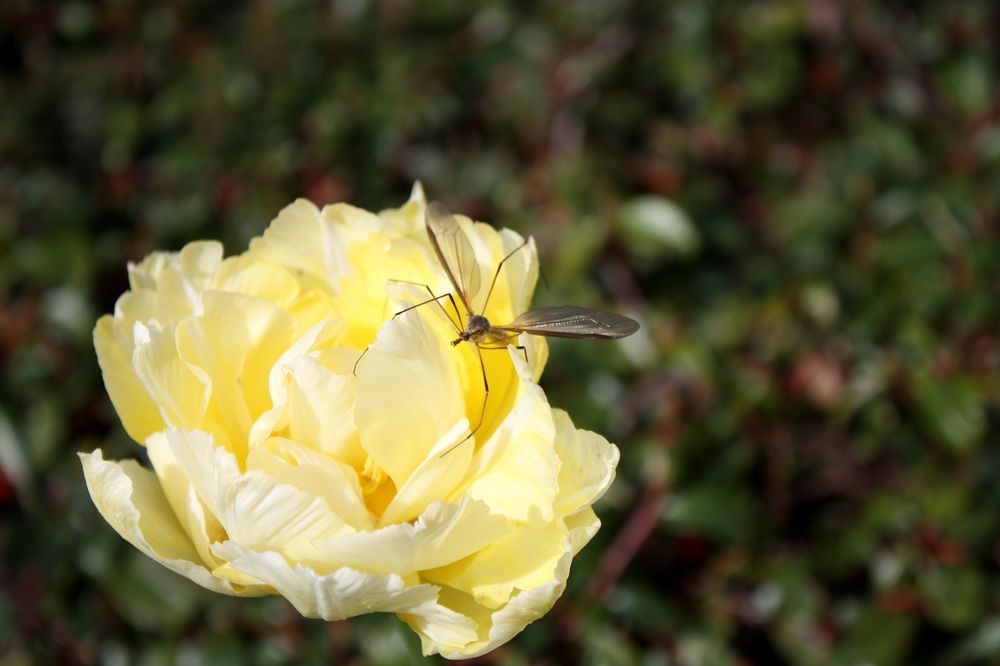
[2,1,998,664]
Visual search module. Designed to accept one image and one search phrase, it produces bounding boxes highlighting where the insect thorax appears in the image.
[460,314,491,342]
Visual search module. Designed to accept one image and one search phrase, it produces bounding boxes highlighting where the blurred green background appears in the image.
[2,1,999,664]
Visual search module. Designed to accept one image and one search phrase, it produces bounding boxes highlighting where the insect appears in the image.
[358,202,639,451]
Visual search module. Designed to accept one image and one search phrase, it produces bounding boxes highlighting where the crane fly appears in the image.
[425,202,639,344]
[428,202,639,447]
[356,202,639,454]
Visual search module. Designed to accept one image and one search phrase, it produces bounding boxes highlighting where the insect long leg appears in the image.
[353,291,460,376]
[386,279,464,334]
[473,344,489,435]
[480,238,529,313]
[438,343,490,459]
[480,343,529,366]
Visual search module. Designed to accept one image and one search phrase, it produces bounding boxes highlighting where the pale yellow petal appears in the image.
[307,496,511,575]
[225,472,348,555]
[282,355,364,468]
[354,311,465,490]
[264,317,344,413]
[161,428,240,517]
[330,232,441,348]
[431,552,570,659]
[552,409,620,518]
[248,318,344,450]
[131,321,210,431]
[320,203,382,245]
[78,450,260,596]
[376,181,427,236]
[126,241,224,318]
[246,437,372,531]
[177,240,225,293]
[564,507,601,555]
[212,541,479,648]
[458,356,559,522]
[494,229,539,318]
[214,255,301,309]
[425,512,597,659]
[146,433,227,569]
[422,518,567,610]
[379,419,474,525]
[175,290,294,453]
[163,429,346,553]
[248,199,348,292]
[94,316,163,444]
[127,240,222,294]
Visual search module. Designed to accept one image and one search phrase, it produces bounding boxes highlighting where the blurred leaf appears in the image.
[663,484,757,542]
[919,565,984,631]
[913,372,986,453]
[619,196,700,265]
[834,607,917,666]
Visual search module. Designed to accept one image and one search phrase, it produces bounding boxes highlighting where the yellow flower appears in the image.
[80,184,619,658]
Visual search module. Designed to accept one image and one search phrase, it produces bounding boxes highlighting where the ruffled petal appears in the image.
[214,255,301,311]
[212,541,479,649]
[305,495,511,575]
[376,181,427,237]
[421,511,599,658]
[552,409,620,517]
[245,437,372,531]
[163,429,348,554]
[78,450,261,597]
[146,433,227,569]
[422,518,568,610]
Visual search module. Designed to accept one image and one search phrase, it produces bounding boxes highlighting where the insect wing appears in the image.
[497,305,639,339]
[425,202,482,315]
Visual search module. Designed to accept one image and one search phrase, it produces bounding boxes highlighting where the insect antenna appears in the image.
[352,281,463,376]
[480,238,530,314]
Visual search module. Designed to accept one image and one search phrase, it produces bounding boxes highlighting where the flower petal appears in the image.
[131,321,211,433]
[212,540,479,649]
[354,311,465,491]
[306,495,511,575]
[376,181,427,236]
[146,432,227,569]
[128,240,223,299]
[78,450,260,596]
[282,355,364,468]
[246,437,372,531]
[214,255,301,310]
[175,290,295,455]
[422,517,568,609]
[248,199,348,294]
[163,429,348,553]
[552,409,620,517]
[426,510,600,659]
[458,354,560,522]
[379,418,474,525]
[94,315,163,444]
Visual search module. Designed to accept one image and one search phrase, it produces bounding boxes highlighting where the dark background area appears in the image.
[2,1,999,664]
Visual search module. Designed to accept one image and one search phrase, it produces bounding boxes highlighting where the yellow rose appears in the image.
[80,184,619,658]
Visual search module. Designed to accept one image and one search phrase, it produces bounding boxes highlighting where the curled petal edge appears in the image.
[78,450,265,597]
[211,540,479,649]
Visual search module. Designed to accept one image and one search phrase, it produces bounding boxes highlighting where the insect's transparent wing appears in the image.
[496,305,639,339]
[425,202,482,315]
